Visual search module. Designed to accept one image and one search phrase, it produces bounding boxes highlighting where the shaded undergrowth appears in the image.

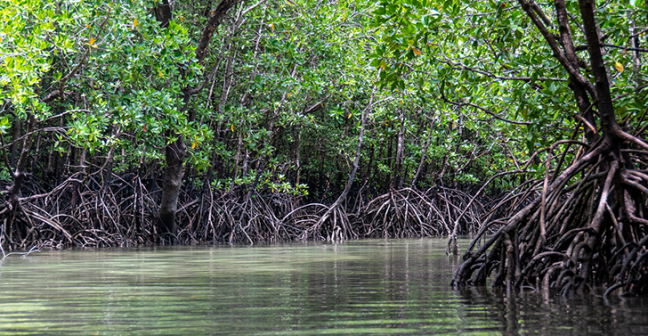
[0,175,493,250]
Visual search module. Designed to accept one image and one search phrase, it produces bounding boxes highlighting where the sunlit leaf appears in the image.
[614,61,624,73]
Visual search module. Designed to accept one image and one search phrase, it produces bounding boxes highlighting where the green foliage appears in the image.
[1,0,58,115]
[7,0,643,207]
[367,0,647,183]
[0,0,210,173]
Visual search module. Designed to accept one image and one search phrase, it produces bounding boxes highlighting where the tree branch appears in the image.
[439,81,532,125]
[518,0,597,99]
[43,11,111,103]
[195,0,244,64]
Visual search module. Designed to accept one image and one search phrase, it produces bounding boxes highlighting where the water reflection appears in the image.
[455,285,648,336]
[0,239,645,335]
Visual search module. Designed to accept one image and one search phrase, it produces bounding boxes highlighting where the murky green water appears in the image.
[0,239,646,335]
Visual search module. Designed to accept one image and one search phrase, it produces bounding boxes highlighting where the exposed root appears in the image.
[355,187,485,239]
[453,137,648,297]
[0,170,492,249]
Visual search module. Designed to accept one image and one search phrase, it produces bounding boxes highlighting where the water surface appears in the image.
[0,239,646,335]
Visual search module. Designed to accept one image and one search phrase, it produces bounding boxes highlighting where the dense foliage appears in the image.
[1,0,647,295]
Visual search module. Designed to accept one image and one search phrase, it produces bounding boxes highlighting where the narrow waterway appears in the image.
[0,238,646,335]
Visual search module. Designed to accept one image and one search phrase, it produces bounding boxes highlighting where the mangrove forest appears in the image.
[1,0,648,298]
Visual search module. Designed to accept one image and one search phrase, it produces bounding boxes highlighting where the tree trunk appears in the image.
[629,13,642,88]
[156,0,240,236]
[195,0,243,64]
[554,0,600,143]
[384,134,393,190]
[294,124,302,186]
[313,87,377,232]
[154,0,172,27]
[578,0,621,137]
[393,111,406,189]
[4,113,36,243]
[454,0,648,295]
[411,120,435,188]
[9,117,21,167]
[159,137,186,235]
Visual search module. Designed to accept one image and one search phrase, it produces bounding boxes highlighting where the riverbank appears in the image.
[1,176,493,251]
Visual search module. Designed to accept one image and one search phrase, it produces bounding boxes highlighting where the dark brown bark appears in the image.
[554,0,599,143]
[9,117,20,167]
[154,1,180,236]
[154,0,172,27]
[231,133,243,191]
[436,154,449,186]
[5,114,36,240]
[195,0,243,64]
[159,137,186,235]
[317,138,326,194]
[454,0,647,296]
[385,133,393,189]
[518,0,596,98]
[294,125,302,186]
[578,0,621,138]
[372,139,384,190]
[364,143,375,186]
[629,14,642,88]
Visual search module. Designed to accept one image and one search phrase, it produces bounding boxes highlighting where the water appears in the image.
[0,239,646,335]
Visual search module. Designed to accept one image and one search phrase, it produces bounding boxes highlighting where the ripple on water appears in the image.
[0,239,646,335]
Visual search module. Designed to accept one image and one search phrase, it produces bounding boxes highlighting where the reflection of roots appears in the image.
[453,139,648,297]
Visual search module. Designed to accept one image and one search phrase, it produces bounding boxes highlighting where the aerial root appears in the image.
[1,174,493,249]
[453,138,648,297]
[355,187,486,239]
